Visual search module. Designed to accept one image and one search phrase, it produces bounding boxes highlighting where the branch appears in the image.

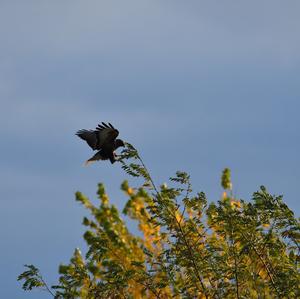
[135,153,209,299]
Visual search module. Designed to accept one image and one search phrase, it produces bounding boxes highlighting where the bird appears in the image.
[76,122,125,165]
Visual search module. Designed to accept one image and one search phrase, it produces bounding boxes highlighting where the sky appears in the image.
[0,1,299,298]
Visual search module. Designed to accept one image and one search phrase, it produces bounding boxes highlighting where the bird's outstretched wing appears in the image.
[76,122,119,150]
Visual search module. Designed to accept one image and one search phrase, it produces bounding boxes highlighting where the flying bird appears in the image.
[76,122,125,165]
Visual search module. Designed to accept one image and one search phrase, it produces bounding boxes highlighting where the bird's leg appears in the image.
[109,152,116,164]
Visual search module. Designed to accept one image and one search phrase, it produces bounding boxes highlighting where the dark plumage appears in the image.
[76,122,125,165]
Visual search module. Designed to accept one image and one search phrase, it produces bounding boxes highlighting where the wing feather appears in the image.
[76,122,119,150]
[95,123,119,148]
[76,130,98,150]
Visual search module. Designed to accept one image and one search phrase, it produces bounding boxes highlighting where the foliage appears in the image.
[18,143,300,298]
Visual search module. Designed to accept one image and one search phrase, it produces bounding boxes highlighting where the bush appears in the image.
[18,144,300,298]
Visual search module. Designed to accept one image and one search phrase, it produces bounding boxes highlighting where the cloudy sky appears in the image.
[1,1,299,298]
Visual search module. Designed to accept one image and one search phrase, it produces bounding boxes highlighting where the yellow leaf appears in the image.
[258,268,268,279]
[230,200,241,209]
[101,194,109,205]
[175,211,183,224]
[127,187,134,195]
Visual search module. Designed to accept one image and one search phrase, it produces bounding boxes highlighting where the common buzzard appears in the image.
[76,122,125,165]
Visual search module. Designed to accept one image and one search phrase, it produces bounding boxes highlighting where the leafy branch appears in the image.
[18,143,300,298]
[17,264,55,297]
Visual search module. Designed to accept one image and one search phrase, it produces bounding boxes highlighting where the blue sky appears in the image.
[1,1,299,298]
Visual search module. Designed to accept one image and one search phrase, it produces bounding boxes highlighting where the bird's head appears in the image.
[115,139,125,149]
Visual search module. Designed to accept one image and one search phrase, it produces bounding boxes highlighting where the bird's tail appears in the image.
[84,152,104,166]
[84,159,96,166]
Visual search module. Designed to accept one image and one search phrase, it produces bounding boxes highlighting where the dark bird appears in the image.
[76,122,125,165]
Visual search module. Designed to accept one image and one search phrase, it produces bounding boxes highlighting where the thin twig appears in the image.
[228,215,240,299]
[242,232,281,297]
[136,154,209,299]
[39,274,55,297]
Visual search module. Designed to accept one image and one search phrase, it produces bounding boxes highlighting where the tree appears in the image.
[18,144,300,298]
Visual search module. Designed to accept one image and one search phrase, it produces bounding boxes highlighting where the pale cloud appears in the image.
[0,1,299,66]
